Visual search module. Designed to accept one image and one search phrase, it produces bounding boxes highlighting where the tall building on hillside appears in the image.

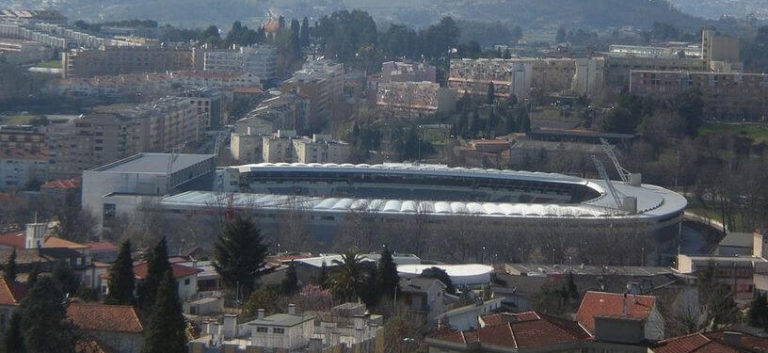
[380,61,437,83]
[62,46,193,78]
[702,29,741,72]
[281,60,344,131]
[202,45,277,83]
[449,58,575,99]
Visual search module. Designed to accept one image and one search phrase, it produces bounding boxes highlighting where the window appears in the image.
[103,204,116,220]
[256,327,268,333]
[184,278,190,285]
[273,328,285,334]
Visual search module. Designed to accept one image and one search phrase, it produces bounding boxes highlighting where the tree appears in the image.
[420,267,455,294]
[26,262,40,288]
[4,248,17,282]
[106,240,135,305]
[377,247,399,299]
[317,261,329,288]
[300,17,310,47]
[329,250,369,302]
[51,260,80,296]
[242,286,280,319]
[487,83,496,105]
[141,271,187,353]
[749,292,768,330]
[280,261,299,295]
[18,277,77,353]
[4,310,24,353]
[214,217,269,297]
[137,238,171,311]
[698,262,739,330]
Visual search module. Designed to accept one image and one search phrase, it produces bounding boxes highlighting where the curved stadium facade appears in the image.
[159,163,687,236]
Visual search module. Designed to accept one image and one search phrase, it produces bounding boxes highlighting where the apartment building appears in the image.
[281,59,344,130]
[62,46,193,78]
[259,130,351,164]
[380,61,437,83]
[203,45,277,83]
[0,125,46,154]
[0,39,52,64]
[0,150,48,190]
[48,97,205,179]
[629,70,768,120]
[376,81,456,118]
[449,58,576,99]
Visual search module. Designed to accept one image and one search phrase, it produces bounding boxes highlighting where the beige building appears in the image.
[62,46,193,78]
[376,81,456,118]
[260,130,351,164]
[629,70,768,120]
[449,58,576,99]
[281,59,344,130]
[47,97,205,179]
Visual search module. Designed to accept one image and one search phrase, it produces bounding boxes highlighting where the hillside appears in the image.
[668,0,768,20]
[0,0,731,34]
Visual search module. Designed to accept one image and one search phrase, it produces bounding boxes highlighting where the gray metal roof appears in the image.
[91,153,214,174]
[718,232,754,248]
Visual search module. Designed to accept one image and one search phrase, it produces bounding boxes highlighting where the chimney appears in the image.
[723,331,743,348]
[288,303,296,315]
[257,308,265,319]
[222,314,237,339]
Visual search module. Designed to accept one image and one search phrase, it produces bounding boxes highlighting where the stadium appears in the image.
[154,163,687,247]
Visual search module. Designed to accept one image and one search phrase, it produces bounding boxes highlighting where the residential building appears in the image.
[48,97,208,179]
[508,139,604,167]
[376,81,456,118]
[203,45,277,83]
[281,59,344,130]
[676,254,766,301]
[0,150,47,190]
[236,92,310,134]
[571,57,605,97]
[230,127,269,163]
[399,277,447,322]
[449,58,577,99]
[259,131,352,164]
[0,39,52,64]
[62,46,193,78]
[440,298,504,331]
[716,232,760,256]
[576,291,664,342]
[608,44,702,58]
[380,61,436,83]
[604,55,705,89]
[702,29,741,71]
[67,302,144,353]
[0,275,26,331]
[0,125,45,154]
[181,88,224,129]
[629,70,768,120]
[99,261,202,300]
[81,153,215,228]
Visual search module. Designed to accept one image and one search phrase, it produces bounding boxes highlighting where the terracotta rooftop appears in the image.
[0,276,27,305]
[42,176,81,190]
[102,261,202,280]
[44,236,89,250]
[75,338,118,353]
[67,303,143,333]
[86,241,117,252]
[705,331,768,352]
[576,291,656,334]
[480,311,541,327]
[0,230,25,248]
[430,311,589,350]
[652,332,740,353]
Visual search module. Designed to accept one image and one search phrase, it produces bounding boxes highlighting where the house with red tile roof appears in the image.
[427,311,592,352]
[650,331,761,353]
[100,261,202,300]
[67,303,144,353]
[576,291,664,342]
[0,275,27,330]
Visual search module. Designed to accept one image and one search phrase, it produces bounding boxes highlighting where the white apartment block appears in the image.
[203,45,277,82]
[260,130,351,164]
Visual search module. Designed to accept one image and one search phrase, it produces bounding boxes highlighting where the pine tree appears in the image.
[18,276,76,353]
[377,247,399,299]
[487,83,496,105]
[138,238,171,311]
[4,310,24,353]
[26,262,40,288]
[214,217,268,296]
[106,240,136,305]
[4,248,17,282]
[317,261,329,288]
[281,261,299,295]
[51,260,80,296]
[300,17,310,47]
[141,271,187,353]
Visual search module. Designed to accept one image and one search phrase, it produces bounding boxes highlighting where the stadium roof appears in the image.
[90,153,213,174]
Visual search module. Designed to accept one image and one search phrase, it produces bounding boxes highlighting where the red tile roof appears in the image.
[44,236,89,250]
[86,242,117,252]
[576,291,656,334]
[0,231,25,248]
[75,339,118,353]
[652,332,740,353]
[67,303,143,333]
[431,311,589,350]
[0,276,27,305]
[42,176,81,190]
[480,312,541,327]
[705,331,768,352]
[101,262,202,280]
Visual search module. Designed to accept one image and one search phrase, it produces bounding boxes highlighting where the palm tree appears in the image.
[330,250,368,302]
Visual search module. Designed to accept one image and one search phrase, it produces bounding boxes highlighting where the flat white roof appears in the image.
[397,264,494,277]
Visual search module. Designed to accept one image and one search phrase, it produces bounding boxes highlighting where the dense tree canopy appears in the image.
[214,217,269,296]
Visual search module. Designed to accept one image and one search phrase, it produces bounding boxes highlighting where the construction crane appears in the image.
[600,138,631,184]
[591,155,623,209]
